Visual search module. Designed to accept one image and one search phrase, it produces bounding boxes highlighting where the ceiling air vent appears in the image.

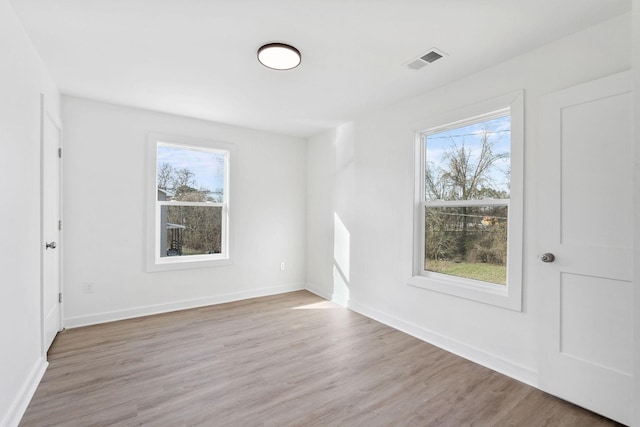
[406,48,446,70]
[421,51,443,63]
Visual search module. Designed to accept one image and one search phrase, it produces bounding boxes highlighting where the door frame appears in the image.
[40,93,63,355]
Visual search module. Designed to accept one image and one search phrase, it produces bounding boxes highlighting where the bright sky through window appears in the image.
[157,145,225,193]
[426,115,511,200]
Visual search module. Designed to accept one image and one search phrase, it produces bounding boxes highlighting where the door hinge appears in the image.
[58,148,62,158]
[58,293,62,303]
[58,220,62,231]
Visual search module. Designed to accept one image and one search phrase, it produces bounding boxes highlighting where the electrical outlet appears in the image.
[280,262,285,271]
[83,282,94,294]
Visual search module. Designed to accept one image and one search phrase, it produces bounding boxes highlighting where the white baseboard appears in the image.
[64,283,305,328]
[2,357,48,427]
[304,283,333,301]
[347,299,538,388]
[304,283,350,307]
[330,294,349,307]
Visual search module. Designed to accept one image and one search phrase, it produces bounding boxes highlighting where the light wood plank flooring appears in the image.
[21,291,620,426]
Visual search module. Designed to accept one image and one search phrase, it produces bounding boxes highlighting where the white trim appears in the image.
[146,133,235,272]
[423,107,510,136]
[2,357,48,427]
[39,93,64,353]
[330,293,350,308]
[410,90,524,311]
[153,253,232,268]
[426,199,509,207]
[39,93,45,356]
[58,118,65,332]
[158,201,224,207]
[347,299,538,387]
[304,283,349,307]
[304,282,333,301]
[64,283,305,328]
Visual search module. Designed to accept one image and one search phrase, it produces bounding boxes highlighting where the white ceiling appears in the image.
[10,0,631,138]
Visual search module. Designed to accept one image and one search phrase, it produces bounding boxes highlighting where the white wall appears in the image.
[306,124,356,306]
[0,1,60,426]
[62,97,306,326]
[307,14,632,385]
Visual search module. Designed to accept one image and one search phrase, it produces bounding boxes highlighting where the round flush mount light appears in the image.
[257,43,301,70]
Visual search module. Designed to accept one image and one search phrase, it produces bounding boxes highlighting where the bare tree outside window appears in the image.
[424,115,510,284]
[156,144,227,259]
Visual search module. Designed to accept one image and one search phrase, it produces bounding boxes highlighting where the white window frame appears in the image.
[146,133,234,272]
[408,91,524,311]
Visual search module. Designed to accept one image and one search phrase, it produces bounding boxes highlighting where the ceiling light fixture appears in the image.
[257,43,301,70]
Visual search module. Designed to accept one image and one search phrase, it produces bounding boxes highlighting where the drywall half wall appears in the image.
[307,13,632,386]
[0,0,60,426]
[62,97,306,327]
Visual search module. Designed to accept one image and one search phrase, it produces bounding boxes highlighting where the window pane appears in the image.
[425,115,510,202]
[425,205,508,285]
[160,205,222,257]
[157,145,225,202]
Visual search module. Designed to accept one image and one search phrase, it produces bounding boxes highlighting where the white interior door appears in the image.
[537,71,633,425]
[42,100,62,352]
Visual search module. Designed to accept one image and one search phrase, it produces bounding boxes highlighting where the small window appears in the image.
[409,92,523,310]
[147,134,232,271]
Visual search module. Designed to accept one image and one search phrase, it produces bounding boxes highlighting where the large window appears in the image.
[147,134,232,271]
[424,112,510,284]
[409,92,523,310]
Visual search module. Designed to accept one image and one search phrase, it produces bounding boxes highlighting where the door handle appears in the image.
[540,252,555,263]
[45,242,57,250]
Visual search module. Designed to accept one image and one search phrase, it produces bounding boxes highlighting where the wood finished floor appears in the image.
[21,291,620,427]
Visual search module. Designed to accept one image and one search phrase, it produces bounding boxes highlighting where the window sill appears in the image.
[147,256,232,273]
[408,272,521,311]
